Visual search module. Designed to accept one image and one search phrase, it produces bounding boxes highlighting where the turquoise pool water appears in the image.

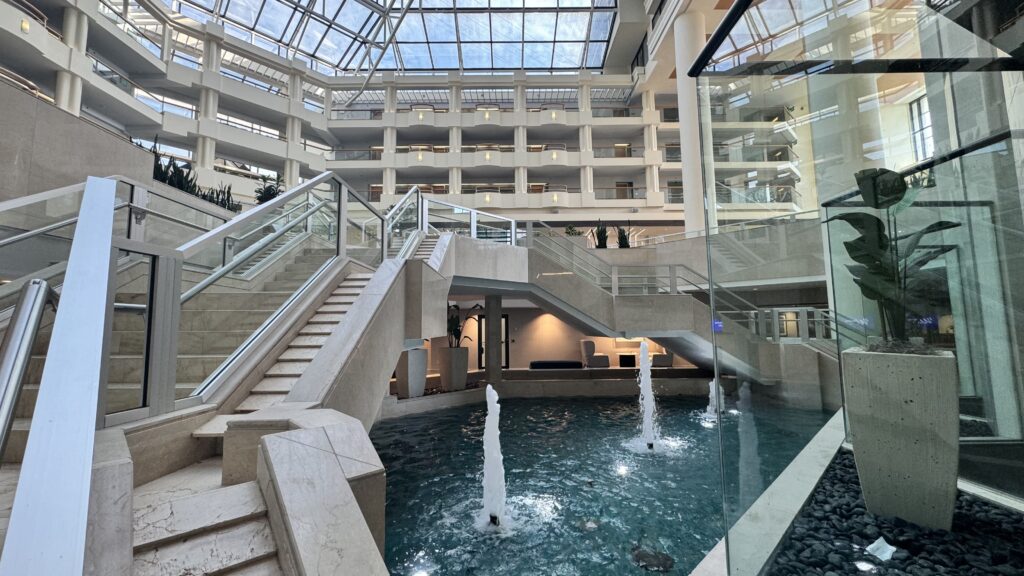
[371,395,829,575]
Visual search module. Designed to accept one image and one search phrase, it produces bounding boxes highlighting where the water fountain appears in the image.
[704,379,722,420]
[637,341,658,450]
[482,384,506,526]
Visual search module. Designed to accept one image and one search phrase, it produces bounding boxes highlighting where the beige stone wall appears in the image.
[0,82,151,202]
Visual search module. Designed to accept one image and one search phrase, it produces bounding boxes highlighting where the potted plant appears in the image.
[437,303,479,391]
[617,223,631,248]
[255,174,284,205]
[826,167,960,530]
[595,220,608,249]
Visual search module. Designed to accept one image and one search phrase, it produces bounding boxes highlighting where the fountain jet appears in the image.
[637,342,658,450]
[482,385,506,526]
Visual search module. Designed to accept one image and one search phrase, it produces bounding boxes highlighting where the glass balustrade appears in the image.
[344,190,384,267]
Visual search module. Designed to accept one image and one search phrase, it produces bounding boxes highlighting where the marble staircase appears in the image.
[413,234,439,260]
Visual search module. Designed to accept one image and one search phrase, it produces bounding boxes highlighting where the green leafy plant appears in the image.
[564,224,582,237]
[255,174,284,205]
[447,303,482,348]
[595,220,608,249]
[825,168,959,343]
[617,222,631,248]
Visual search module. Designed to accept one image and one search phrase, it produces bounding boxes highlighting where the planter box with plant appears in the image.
[826,167,961,530]
[438,303,480,392]
[594,221,608,249]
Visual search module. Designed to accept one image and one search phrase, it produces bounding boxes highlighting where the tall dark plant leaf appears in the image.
[854,168,907,209]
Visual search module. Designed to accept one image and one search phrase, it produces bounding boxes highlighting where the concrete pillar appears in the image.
[283,159,300,188]
[581,166,595,202]
[485,295,502,383]
[515,167,528,195]
[199,87,218,119]
[578,80,591,112]
[673,11,715,232]
[448,77,462,111]
[323,87,332,117]
[384,127,397,153]
[395,349,427,399]
[645,165,661,205]
[161,25,173,62]
[449,127,461,151]
[202,36,221,72]
[288,71,303,103]
[384,85,397,113]
[383,168,396,195]
[514,80,526,112]
[55,70,82,116]
[448,167,461,195]
[580,124,592,151]
[195,136,216,169]
[514,126,527,151]
[286,117,302,144]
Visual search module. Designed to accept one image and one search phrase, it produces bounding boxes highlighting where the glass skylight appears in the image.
[165,0,616,73]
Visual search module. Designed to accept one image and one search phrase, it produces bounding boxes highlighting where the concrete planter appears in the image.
[842,347,959,530]
[438,347,469,391]
[395,349,427,399]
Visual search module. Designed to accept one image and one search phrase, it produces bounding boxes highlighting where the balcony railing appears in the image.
[331,148,383,161]
[90,56,195,117]
[396,145,449,153]
[461,144,516,153]
[9,0,61,38]
[220,68,287,98]
[216,114,284,141]
[462,185,516,195]
[663,187,684,203]
[97,0,161,58]
[709,104,794,124]
[528,185,581,194]
[712,143,799,163]
[593,146,645,158]
[526,143,580,152]
[592,108,643,118]
[331,109,384,120]
[595,187,646,200]
[715,184,798,204]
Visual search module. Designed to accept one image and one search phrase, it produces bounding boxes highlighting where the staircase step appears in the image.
[348,273,373,279]
[252,377,297,393]
[225,557,285,576]
[316,304,351,314]
[332,287,363,296]
[132,517,276,576]
[266,361,308,377]
[279,347,319,361]
[309,314,344,324]
[193,416,246,439]
[133,457,225,509]
[298,324,334,336]
[288,335,328,348]
[236,393,287,413]
[133,481,266,550]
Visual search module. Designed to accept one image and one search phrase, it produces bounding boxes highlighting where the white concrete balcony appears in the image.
[525,145,579,168]
[461,108,515,128]
[390,147,453,169]
[525,108,580,127]
[588,108,654,126]
[588,146,648,166]
[328,109,384,130]
[395,108,457,128]
[459,145,516,168]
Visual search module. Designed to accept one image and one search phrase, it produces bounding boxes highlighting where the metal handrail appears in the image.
[0,202,129,249]
[231,201,309,244]
[424,197,516,224]
[0,279,57,458]
[181,198,330,304]
[179,172,336,259]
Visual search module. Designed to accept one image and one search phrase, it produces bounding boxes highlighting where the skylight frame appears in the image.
[168,0,616,74]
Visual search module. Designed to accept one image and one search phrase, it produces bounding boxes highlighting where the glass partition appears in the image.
[385,194,420,258]
[345,190,384,267]
[424,200,472,237]
[694,0,1024,573]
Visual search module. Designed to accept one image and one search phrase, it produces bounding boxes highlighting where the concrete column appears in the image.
[448,167,461,195]
[285,117,302,144]
[199,87,218,119]
[485,295,502,383]
[581,166,595,202]
[384,127,397,153]
[578,81,591,112]
[202,36,221,72]
[449,127,461,151]
[195,136,215,168]
[642,89,656,111]
[55,70,82,116]
[283,160,300,188]
[448,78,462,111]
[580,125,592,151]
[288,71,302,103]
[514,81,527,112]
[515,167,528,195]
[384,85,397,113]
[514,126,527,151]
[161,25,173,62]
[323,87,332,117]
[673,11,715,232]
[645,165,662,205]
[383,168,396,195]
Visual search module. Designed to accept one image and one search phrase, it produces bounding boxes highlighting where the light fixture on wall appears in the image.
[484,151,492,161]
[418,111,425,121]
[20,19,30,33]
[552,193,559,202]
[551,151,558,160]
[484,111,491,120]
[550,111,558,120]
[484,193,492,203]
[417,151,424,162]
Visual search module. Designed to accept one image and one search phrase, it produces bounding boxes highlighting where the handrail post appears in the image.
[470,211,478,239]
[338,180,349,260]
[146,254,182,416]
[798,308,810,342]
[510,220,517,246]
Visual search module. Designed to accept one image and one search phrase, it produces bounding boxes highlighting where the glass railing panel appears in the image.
[385,195,419,257]
[475,214,513,244]
[344,190,383,267]
[176,191,340,393]
[107,251,153,415]
[424,201,472,237]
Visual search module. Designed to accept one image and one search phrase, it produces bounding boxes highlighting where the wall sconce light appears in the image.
[484,151,492,161]
[552,193,559,202]
[418,111,425,121]
[550,111,558,120]
[484,111,491,120]
[551,151,558,160]
[417,151,424,161]
[484,193,492,203]
[20,19,30,33]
